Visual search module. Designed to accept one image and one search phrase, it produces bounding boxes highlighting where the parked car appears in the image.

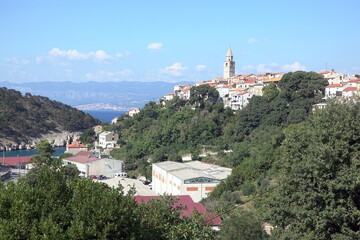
[115,172,127,177]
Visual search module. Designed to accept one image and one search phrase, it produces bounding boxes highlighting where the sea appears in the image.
[83,110,128,123]
[2,147,66,157]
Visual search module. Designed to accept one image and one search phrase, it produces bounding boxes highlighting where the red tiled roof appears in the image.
[343,87,357,92]
[66,142,87,148]
[238,91,249,95]
[245,78,257,84]
[319,70,330,74]
[348,79,360,83]
[165,93,175,96]
[76,151,94,156]
[63,155,99,164]
[1,156,32,167]
[326,83,347,88]
[134,195,222,226]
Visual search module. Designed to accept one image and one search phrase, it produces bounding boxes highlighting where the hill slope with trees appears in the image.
[0,87,99,144]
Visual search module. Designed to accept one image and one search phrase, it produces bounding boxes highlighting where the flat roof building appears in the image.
[152,161,231,202]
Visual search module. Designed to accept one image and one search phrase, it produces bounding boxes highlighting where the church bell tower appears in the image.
[223,46,235,79]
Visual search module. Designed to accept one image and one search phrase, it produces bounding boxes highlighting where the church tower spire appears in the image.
[224,45,235,79]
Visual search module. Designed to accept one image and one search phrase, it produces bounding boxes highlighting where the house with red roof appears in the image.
[65,141,88,155]
[342,86,358,99]
[63,151,124,177]
[163,93,174,101]
[134,195,222,230]
[325,83,348,98]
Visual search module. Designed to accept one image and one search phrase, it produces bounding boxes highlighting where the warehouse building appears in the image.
[152,161,231,202]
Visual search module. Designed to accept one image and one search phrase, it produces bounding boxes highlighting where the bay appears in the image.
[2,147,66,157]
[83,110,127,123]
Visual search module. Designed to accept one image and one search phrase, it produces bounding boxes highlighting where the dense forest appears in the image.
[0,87,99,143]
[92,71,360,239]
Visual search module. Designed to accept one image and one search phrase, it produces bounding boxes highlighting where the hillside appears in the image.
[101,71,360,238]
[0,87,99,145]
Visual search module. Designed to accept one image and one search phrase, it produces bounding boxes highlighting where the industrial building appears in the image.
[152,161,231,202]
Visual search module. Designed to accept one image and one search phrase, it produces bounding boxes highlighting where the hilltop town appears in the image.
[161,47,359,110]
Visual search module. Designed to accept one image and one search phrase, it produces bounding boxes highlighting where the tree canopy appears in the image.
[267,101,360,239]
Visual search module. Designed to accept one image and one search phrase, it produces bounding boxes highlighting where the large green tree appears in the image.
[0,165,215,239]
[190,85,219,108]
[267,101,360,239]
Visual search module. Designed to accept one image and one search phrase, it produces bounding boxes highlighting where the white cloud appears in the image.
[161,62,187,76]
[40,48,113,62]
[268,62,279,67]
[5,57,30,65]
[256,64,273,73]
[248,38,258,44]
[147,42,163,51]
[85,70,133,81]
[89,50,111,60]
[196,65,206,71]
[49,48,87,60]
[116,51,131,58]
[281,62,307,72]
[241,63,277,73]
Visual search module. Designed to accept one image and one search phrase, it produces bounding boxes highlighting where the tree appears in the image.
[79,128,96,145]
[220,210,268,240]
[267,101,360,239]
[190,85,219,108]
[30,140,59,166]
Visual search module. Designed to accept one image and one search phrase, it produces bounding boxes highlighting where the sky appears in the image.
[1,0,359,83]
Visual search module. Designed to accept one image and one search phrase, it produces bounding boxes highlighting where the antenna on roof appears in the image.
[325,62,328,71]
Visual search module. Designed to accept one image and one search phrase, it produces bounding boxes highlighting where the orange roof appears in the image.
[239,73,253,78]
[182,87,192,92]
[229,87,244,91]
[67,142,87,148]
[64,155,99,164]
[237,91,249,95]
[245,78,257,84]
[343,87,357,92]
[165,93,174,96]
[348,79,360,83]
[326,83,347,88]
[319,70,330,74]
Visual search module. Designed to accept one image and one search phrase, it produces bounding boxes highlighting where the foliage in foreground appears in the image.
[266,101,360,239]
[0,166,215,240]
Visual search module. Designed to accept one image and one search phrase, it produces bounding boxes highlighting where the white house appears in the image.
[230,90,251,110]
[63,151,124,177]
[325,83,347,99]
[152,161,231,202]
[163,93,175,101]
[128,108,140,117]
[98,131,119,149]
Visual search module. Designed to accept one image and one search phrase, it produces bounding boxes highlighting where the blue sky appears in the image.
[1,0,359,83]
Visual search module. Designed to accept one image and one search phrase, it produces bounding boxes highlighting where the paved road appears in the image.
[97,177,157,196]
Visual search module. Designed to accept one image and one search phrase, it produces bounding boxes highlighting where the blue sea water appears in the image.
[83,110,127,123]
[2,147,66,157]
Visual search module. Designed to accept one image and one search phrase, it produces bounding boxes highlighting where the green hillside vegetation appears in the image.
[0,87,99,142]
[100,71,359,238]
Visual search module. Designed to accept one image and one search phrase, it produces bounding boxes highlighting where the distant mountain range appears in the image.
[0,81,192,110]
